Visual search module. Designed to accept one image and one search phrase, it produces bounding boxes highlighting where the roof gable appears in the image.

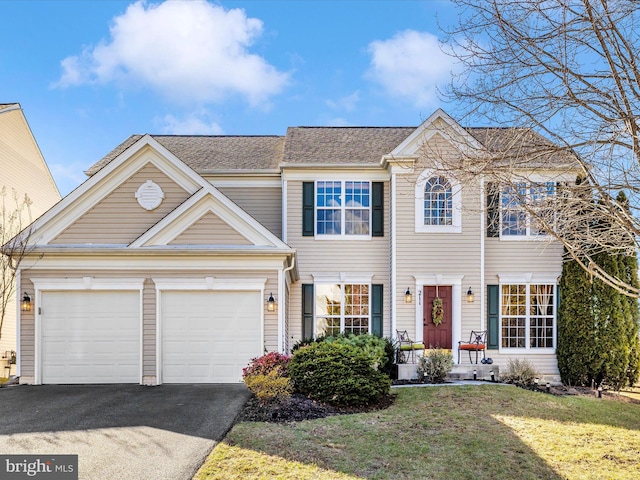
[130,187,291,250]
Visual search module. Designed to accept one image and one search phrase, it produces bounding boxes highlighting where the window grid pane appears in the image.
[345,182,370,235]
[315,283,370,336]
[501,284,555,349]
[424,177,453,226]
[317,181,342,235]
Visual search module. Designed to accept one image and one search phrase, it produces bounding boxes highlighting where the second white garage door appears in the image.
[161,291,261,383]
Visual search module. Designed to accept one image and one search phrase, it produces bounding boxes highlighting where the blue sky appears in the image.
[2,0,461,196]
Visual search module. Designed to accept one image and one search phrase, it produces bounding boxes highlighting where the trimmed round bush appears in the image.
[289,341,391,408]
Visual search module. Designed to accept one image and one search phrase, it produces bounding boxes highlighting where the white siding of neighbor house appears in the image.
[285,179,390,344]
[0,105,60,362]
[394,133,482,342]
[217,186,283,239]
[169,211,253,245]
[51,163,191,245]
[19,269,280,383]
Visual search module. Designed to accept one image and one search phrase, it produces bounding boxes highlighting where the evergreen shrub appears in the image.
[289,341,391,407]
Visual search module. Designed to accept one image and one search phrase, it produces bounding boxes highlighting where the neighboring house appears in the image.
[12,109,578,385]
[0,103,60,376]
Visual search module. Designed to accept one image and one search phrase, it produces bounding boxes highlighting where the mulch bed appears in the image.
[236,393,396,423]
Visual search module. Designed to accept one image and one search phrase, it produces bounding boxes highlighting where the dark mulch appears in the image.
[236,393,396,423]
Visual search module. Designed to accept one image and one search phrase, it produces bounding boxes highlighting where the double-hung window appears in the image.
[315,283,370,336]
[501,182,556,237]
[316,181,370,236]
[500,283,555,350]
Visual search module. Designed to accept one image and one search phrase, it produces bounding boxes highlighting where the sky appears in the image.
[1,0,462,196]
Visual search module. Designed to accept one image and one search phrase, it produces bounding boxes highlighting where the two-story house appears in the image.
[12,109,577,385]
[0,103,60,377]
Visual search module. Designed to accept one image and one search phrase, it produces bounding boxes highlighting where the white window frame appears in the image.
[312,274,373,337]
[500,181,556,240]
[498,274,557,354]
[415,169,462,233]
[315,180,372,239]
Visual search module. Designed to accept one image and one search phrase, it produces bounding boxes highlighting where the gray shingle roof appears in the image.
[86,125,577,175]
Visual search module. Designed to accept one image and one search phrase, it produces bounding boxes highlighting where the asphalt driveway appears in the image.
[0,384,251,480]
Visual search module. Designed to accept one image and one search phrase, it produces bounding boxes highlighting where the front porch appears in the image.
[396,363,500,382]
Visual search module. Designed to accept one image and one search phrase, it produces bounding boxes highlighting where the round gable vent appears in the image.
[135,180,165,210]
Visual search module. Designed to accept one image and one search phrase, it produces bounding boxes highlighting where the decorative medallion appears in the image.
[135,180,165,210]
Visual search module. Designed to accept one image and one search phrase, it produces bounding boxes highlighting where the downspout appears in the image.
[390,173,397,338]
[279,256,296,353]
[480,176,486,330]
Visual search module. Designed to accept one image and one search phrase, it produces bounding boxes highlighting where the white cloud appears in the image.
[55,0,289,106]
[326,91,360,112]
[366,30,454,108]
[158,113,223,135]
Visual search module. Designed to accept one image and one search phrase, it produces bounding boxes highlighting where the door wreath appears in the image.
[432,297,444,326]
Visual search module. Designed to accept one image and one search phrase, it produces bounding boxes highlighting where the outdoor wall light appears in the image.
[21,292,32,312]
[266,292,276,312]
[405,288,412,304]
[466,287,474,303]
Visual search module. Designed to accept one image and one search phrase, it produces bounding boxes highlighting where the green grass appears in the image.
[194,385,640,480]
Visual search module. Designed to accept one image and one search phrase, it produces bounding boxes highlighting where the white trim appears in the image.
[497,273,560,284]
[30,277,145,385]
[413,274,464,363]
[15,269,21,378]
[415,169,462,234]
[312,273,374,284]
[206,178,282,188]
[154,278,266,384]
[282,179,288,243]
[282,169,389,182]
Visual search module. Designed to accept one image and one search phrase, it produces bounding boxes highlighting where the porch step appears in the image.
[396,363,500,382]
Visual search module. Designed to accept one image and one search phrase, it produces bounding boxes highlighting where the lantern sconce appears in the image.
[404,288,412,304]
[266,292,276,312]
[466,287,474,303]
[21,292,32,312]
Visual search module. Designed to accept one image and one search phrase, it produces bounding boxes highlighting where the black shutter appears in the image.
[302,182,314,237]
[372,182,384,237]
[371,284,383,337]
[302,284,314,340]
[486,182,500,237]
[487,284,499,349]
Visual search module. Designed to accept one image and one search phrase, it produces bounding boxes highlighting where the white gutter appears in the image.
[15,269,21,378]
[279,256,296,353]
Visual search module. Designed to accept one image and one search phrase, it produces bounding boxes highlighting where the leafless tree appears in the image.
[0,187,33,342]
[438,0,640,296]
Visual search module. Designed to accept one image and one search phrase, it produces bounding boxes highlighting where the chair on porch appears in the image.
[458,330,487,364]
[395,330,425,364]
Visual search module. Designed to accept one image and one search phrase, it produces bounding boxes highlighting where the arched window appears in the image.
[415,170,461,233]
[424,176,452,226]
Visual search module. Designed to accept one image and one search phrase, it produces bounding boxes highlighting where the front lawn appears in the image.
[194,385,640,480]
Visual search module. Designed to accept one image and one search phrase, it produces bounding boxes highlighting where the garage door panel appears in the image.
[162,291,261,383]
[41,291,140,384]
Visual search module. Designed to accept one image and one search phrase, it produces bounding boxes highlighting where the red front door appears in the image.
[423,285,452,349]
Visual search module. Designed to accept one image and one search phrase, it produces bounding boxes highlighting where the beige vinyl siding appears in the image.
[18,269,279,383]
[169,212,252,245]
[18,277,35,380]
[395,134,483,341]
[142,278,156,378]
[484,239,563,281]
[218,186,282,239]
[51,163,191,245]
[286,181,390,342]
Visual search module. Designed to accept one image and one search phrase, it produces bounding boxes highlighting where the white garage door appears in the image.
[41,291,140,384]
[161,291,261,383]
